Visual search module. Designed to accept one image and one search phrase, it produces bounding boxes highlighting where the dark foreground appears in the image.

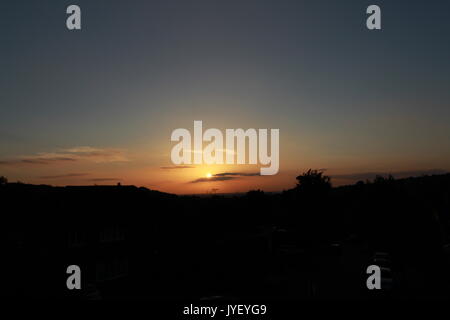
[1,172,450,300]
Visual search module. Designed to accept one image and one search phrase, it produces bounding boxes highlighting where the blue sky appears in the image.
[1,0,449,193]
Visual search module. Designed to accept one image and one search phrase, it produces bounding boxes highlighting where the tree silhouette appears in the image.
[373,174,395,184]
[292,170,333,246]
[295,169,331,194]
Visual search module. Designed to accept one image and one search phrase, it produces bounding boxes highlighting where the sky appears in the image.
[1,0,450,194]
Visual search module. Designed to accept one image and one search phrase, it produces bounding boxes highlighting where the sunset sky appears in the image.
[1,0,450,194]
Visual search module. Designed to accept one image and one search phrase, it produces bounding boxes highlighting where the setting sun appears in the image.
[206,173,212,178]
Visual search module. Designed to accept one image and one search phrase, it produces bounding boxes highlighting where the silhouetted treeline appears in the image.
[1,172,450,299]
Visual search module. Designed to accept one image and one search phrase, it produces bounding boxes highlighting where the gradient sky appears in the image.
[1,0,450,194]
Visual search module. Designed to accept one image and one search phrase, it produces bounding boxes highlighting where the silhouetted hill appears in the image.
[2,182,177,198]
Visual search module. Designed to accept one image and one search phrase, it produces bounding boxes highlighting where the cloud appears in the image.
[332,169,448,181]
[213,172,260,177]
[160,165,195,169]
[0,146,128,166]
[55,146,128,163]
[188,172,261,183]
[39,173,89,179]
[190,176,237,183]
[0,158,76,165]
